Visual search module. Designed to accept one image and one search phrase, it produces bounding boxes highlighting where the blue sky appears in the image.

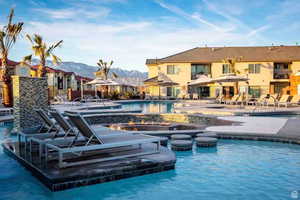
[0,0,299,72]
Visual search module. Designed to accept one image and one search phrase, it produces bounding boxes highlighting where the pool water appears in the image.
[120,101,175,113]
[1,125,300,200]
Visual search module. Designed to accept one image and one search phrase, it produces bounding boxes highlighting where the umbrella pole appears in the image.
[95,85,97,98]
[235,82,239,95]
[80,79,83,100]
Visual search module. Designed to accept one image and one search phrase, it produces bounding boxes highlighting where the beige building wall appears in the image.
[147,60,300,98]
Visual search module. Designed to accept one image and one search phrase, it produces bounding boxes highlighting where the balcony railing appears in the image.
[273,69,292,79]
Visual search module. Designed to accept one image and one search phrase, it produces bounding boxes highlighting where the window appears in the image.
[191,64,211,79]
[248,86,261,98]
[222,64,232,74]
[248,64,261,74]
[167,65,178,75]
[274,63,290,79]
[166,87,179,97]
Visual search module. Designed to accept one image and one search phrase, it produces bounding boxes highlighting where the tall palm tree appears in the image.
[0,9,24,107]
[24,34,63,77]
[96,59,118,80]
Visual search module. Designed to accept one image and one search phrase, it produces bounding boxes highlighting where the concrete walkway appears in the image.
[206,116,300,140]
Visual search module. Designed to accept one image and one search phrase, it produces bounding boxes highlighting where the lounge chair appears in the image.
[236,94,246,105]
[277,95,292,107]
[215,94,224,104]
[27,109,123,159]
[225,95,240,105]
[35,108,59,133]
[44,113,160,168]
[192,93,198,100]
[287,95,300,106]
[248,94,267,106]
[177,93,186,100]
[266,94,280,106]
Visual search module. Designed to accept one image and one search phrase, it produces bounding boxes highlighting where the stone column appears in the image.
[12,76,49,133]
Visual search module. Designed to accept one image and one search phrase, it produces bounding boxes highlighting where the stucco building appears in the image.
[145,45,300,98]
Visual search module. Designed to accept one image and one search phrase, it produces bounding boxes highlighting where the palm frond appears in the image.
[26,34,33,44]
[51,54,62,65]
[112,72,118,79]
[22,54,32,63]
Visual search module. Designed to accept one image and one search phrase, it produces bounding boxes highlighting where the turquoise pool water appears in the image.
[1,124,300,200]
[120,101,175,113]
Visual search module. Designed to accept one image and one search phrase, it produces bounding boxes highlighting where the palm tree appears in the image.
[222,56,243,95]
[24,34,63,77]
[0,9,24,107]
[96,59,118,80]
[222,56,243,74]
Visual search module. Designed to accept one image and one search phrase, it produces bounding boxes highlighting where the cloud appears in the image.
[154,0,225,32]
[17,18,268,72]
[34,7,110,20]
[202,0,269,39]
[247,25,271,37]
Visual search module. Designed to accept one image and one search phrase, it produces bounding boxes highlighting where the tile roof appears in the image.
[0,59,20,66]
[146,45,300,64]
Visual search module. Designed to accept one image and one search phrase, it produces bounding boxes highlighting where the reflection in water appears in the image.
[121,101,175,113]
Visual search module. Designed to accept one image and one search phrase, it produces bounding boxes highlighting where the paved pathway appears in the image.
[206,116,300,139]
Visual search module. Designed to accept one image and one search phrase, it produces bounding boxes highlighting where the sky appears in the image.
[0,0,299,72]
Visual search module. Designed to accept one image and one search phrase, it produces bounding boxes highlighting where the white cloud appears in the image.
[202,0,269,39]
[154,0,226,32]
[34,7,110,20]
[15,18,270,72]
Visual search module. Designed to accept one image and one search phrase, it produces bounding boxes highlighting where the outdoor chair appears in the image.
[286,95,300,107]
[225,95,240,105]
[192,93,198,100]
[277,95,292,107]
[35,108,59,134]
[215,94,224,104]
[266,94,279,106]
[27,109,124,160]
[44,113,161,168]
[236,94,246,105]
[248,94,267,106]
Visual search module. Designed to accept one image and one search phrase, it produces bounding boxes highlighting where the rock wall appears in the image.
[84,113,219,125]
[12,76,49,132]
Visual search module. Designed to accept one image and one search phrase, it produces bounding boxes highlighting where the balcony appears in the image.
[273,69,291,79]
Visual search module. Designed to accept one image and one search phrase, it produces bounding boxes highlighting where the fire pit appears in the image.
[107,122,202,132]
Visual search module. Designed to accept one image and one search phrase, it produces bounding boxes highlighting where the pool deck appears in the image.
[206,116,300,143]
[3,141,176,191]
[174,101,300,116]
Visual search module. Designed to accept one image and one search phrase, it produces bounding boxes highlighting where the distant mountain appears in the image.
[31,59,147,86]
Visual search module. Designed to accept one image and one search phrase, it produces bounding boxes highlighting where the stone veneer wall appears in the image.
[13,76,49,132]
[84,113,220,126]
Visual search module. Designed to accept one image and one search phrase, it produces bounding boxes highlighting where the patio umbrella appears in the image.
[188,75,213,85]
[144,72,179,97]
[86,78,121,97]
[212,74,249,83]
[212,74,249,95]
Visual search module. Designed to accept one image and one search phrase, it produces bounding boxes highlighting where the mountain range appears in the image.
[31,59,148,86]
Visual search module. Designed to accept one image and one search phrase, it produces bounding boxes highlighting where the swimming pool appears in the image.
[1,124,300,200]
[120,101,175,113]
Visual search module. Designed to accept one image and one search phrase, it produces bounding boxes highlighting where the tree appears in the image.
[24,34,63,77]
[222,56,243,95]
[96,59,118,98]
[0,9,24,107]
[96,59,118,80]
[222,56,243,74]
